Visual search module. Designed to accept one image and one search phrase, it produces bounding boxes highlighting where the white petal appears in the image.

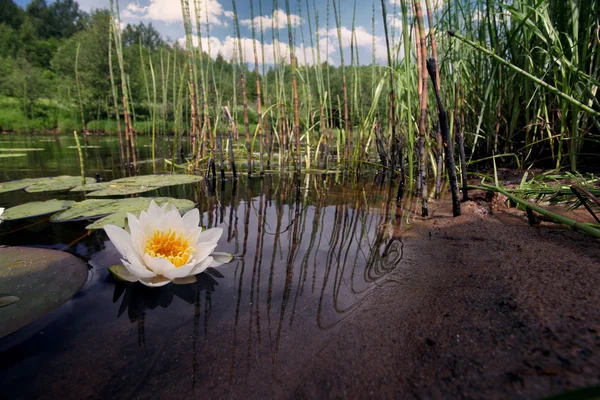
[196,227,223,244]
[181,208,200,230]
[104,224,134,258]
[139,276,171,287]
[161,261,196,280]
[126,213,144,255]
[194,241,217,262]
[210,252,233,267]
[163,202,178,213]
[147,201,163,218]
[164,208,184,232]
[143,254,175,275]
[122,258,157,279]
[190,256,213,276]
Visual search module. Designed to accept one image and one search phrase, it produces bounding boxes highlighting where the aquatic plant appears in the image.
[103,201,232,287]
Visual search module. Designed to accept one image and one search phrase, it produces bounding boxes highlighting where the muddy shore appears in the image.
[292,195,600,399]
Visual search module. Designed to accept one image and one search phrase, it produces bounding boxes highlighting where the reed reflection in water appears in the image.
[107,174,416,393]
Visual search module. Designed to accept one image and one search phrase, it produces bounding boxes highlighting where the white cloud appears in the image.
[179,35,333,66]
[388,0,447,9]
[318,26,388,63]
[123,0,232,26]
[240,8,302,30]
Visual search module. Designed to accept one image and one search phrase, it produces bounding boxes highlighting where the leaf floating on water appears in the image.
[0,154,27,158]
[0,247,88,339]
[0,148,44,152]
[0,178,42,194]
[69,182,112,192]
[85,212,128,230]
[51,199,117,222]
[86,184,160,197]
[83,198,196,229]
[25,176,96,193]
[1,200,75,221]
[112,174,203,187]
[108,265,139,282]
[210,252,234,267]
[0,295,19,308]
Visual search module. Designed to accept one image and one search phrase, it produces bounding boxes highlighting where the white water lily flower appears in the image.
[104,201,227,287]
[0,207,4,224]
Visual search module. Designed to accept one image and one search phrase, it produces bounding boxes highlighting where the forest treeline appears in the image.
[0,0,599,175]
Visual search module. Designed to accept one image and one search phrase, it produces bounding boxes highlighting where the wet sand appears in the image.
[292,195,600,399]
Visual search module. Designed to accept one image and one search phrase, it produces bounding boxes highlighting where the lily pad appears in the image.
[112,174,203,187]
[84,198,196,229]
[53,197,195,224]
[69,182,113,192]
[0,246,88,338]
[0,154,27,158]
[108,265,138,282]
[50,199,117,222]
[1,200,75,221]
[0,295,19,308]
[85,211,128,230]
[0,148,44,152]
[87,184,159,197]
[25,176,96,193]
[0,178,41,194]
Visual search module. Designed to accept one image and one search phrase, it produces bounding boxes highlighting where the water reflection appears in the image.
[1,173,419,398]
[190,174,413,388]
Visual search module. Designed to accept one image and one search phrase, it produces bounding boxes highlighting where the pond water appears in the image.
[0,134,418,398]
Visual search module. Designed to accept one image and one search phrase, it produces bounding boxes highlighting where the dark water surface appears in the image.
[0,135,418,398]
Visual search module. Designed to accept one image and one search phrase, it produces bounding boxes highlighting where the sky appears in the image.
[15,0,448,66]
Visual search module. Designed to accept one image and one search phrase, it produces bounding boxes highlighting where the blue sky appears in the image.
[15,0,446,65]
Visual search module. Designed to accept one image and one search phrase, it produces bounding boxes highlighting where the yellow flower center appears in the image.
[144,229,193,268]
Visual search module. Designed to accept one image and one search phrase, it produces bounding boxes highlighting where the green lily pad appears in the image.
[112,174,203,187]
[84,198,196,229]
[0,154,27,158]
[50,199,117,222]
[25,176,96,193]
[69,182,113,192]
[0,178,42,194]
[1,200,75,221]
[0,295,19,308]
[108,265,138,282]
[0,148,44,152]
[85,211,128,230]
[0,246,88,338]
[86,184,159,197]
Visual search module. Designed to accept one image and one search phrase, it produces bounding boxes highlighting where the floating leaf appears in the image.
[0,148,44,152]
[0,295,19,308]
[86,184,159,197]
[0,246,88,338]
[1,200,75,221]
[25,176,96,193]
[85,211,128,230]
[0,154,27,159]
[211,252,234,266]
[83,198,196,229]
[69,182,112,192]
[108,265,138,282]
[112,174,203,187]
[51,199,117,222]
[0,178,42,194]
